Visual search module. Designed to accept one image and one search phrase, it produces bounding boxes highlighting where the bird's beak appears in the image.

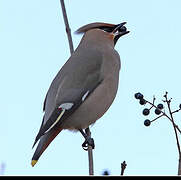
[112,22,127,33]
[112,22,130,37]
[112,22,129,45]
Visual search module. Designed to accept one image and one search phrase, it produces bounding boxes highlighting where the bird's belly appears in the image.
[62,75,119,130]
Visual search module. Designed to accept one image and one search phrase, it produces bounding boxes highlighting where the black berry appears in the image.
[119,26,127,32]
[155,108,161,115]
[139,98,146,105]
[143,108,150,116]
[144,119,151,126]
[157,103,164,109]
[135,92,143,100]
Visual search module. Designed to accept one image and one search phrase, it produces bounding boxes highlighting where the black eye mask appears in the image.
[99,25,117,33]
[99,24,129,45]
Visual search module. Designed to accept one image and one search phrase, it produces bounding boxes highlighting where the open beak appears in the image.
[113,22,130,36]
[112,22,127,33]
[113,22,130,45]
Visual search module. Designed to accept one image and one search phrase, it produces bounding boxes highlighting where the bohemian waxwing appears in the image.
[31,22,129,166]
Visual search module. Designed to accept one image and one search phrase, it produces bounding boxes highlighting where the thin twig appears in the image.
[151,114,164,123]
[60,1,94,175]
[164,92,181,156]
[86,127,94,175]
[145,100,181,133]
[178,157,181,175]
[172,109,181,114]
[121,161,127,175]
[60,0,74,54]
[164,92,181,175]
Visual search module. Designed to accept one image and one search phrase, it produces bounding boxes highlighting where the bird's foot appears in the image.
[79,128,95,151]
[82,137,95,151]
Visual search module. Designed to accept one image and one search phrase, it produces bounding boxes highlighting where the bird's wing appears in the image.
[33,49,103,147]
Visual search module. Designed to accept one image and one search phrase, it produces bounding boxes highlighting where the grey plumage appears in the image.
[31,22,129,166]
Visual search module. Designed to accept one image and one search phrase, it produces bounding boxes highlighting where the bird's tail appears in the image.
[31,127,63,167]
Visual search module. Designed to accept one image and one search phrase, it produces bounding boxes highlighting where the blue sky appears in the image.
[1,0,181,175]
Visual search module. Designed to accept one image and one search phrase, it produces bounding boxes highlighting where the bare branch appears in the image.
[164,92,181,156]
[60,1,94,175]
[151,114,164,123]
[145,100,181,133]
[121,161,127,175]
[172,109,181,114]
[85,127,94,175]
[163,92,181,175]
[178,157,181,175]
[60,0,74,54]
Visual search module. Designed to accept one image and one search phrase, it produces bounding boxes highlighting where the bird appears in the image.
[31,22,129,167]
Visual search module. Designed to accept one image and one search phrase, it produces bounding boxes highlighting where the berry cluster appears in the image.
[135,91,181,174]
[134,92,181,127]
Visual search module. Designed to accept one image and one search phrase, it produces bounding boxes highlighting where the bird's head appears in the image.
[75,22,129,45]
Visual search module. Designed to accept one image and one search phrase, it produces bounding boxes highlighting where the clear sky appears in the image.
[1,0,181,176]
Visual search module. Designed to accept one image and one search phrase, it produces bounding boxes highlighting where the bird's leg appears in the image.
[79,128,95,150]
[85,127,95,149]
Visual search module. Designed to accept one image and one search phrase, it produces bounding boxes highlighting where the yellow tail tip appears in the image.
[31,160,37,167]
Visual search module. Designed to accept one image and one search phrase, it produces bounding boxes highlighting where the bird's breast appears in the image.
[62,73,119,130]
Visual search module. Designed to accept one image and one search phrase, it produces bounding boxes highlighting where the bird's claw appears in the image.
[82,137,95,151]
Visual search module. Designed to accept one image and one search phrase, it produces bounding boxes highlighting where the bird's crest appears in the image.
[75,22,116,34]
